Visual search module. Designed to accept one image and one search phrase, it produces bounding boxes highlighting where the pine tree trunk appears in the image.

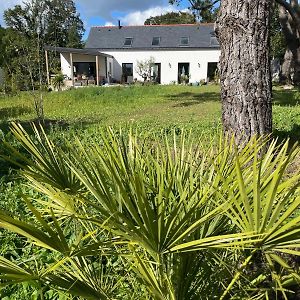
[216,0,273,142]
[281,48,293,84]
[293,48,300,84]
[278,1,300,86]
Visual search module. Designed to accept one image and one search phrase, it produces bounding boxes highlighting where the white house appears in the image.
[46,23,220,86]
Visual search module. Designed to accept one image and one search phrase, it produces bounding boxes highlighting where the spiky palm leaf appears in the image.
[1,123,300,299]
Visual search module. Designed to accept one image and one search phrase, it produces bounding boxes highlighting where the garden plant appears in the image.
[0,123,300,299]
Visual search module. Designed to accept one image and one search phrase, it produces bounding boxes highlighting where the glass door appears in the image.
[151,63,161,84]
[178,63,190,84]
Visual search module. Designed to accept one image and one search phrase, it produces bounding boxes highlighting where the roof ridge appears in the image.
[93,23,215,29]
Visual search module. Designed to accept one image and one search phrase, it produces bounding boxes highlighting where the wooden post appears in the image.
[45,50,50,86]
[70,53,74,87]
[96,55,100,86]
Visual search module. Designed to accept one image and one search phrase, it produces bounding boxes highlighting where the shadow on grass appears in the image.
[165,92,220,107]
[0,117,99,135]
[273,124,300,146]
[0,106,32,119]
[273,89,300,106]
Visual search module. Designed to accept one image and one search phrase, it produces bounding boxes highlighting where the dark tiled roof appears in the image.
[85,24,219,50]
[44,46,113,57]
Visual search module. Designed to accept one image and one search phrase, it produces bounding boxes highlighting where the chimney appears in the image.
[118,20,121,29]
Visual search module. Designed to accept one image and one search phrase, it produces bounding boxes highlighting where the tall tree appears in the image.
[3,0,84,90]
[43,0,84,48]
[144,12,196,25]
[170,0,273,141]
[170,0,219,22]
[270,4,286,61]
[278,0,300,85]
[216,0,273,140]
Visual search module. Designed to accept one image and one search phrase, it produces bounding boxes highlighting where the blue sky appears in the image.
[1,0,190,39]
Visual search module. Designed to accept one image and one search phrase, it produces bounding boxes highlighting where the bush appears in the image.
[51,73,64,91]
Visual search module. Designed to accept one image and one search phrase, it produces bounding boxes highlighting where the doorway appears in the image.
[151,63,161,83]
[178,63,190,84]
[207,62,218,82]
[122,63,133,83]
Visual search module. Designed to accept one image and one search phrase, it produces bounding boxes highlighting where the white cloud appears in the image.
[104,21,114,26]
[120,5,179,26]
[0,1,170,27]
[0,1,187,33]
[74,0,167,21]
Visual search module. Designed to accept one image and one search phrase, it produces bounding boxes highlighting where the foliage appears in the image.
[271,4,287,61]
[144,12,196,25]
[52,73,65,91]
[1,123,300,299]
[2,29,39,91]
[4,0,84,48]
[3,0,84,91]
[0,86,299,298]
[169,0,219,22]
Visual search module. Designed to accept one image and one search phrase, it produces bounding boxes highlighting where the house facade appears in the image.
[46,23,220,86]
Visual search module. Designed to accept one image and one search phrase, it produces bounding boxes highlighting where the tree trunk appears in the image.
[294,48,300,84]
[281,48,294,83]
[216,0,273,143]
[279,0,300,86]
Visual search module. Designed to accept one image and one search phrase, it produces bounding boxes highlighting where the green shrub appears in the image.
[1,123,300,299]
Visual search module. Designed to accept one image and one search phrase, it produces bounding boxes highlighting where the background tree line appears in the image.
[0,0,84,93]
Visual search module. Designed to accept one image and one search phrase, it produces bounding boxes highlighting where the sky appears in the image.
[0,0,190,38]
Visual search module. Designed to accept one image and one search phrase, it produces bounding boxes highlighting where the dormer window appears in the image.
[124,37,133,47]
[152,37,161,46]
[180,37,189,46]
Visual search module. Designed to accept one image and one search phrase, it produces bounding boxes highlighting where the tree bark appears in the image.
[281,48,294,83]
[216,0,273,143]
[279,1,300,86]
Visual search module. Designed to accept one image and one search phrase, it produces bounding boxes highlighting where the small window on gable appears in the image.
[124,37,133,47]
[152,37,161,46]
[180,37,189,46]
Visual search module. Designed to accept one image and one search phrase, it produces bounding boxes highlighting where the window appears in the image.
[180,37,189,46]
[152,37,161,46]
[124,37,133,47]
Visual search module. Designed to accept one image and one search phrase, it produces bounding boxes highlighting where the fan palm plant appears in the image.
[0,123,300,299]
[52,73,65,91]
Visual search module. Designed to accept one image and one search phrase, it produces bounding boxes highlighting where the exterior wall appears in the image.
[60,49,220,84]
[60,53,107,79]
[102,49,220,84]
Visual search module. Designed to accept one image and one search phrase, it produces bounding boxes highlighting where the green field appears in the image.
[0,84,299,140]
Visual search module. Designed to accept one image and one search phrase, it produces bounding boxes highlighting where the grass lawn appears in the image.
[0,85,221,137]
[0,84,299,141]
